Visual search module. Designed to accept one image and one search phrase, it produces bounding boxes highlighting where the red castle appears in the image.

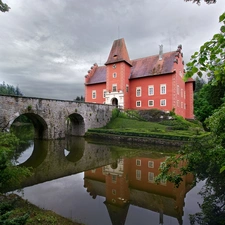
[85,38,194,119]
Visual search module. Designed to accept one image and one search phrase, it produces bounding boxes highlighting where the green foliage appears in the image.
[27,105,32,111]
[0,132,31,193]
[111,108,120,120]
[74,95,85,102]
[184,0,216,4]
[0,82,23,96]
[0,0,10,12]
[185,12,225,85]
[194,77,206,93]
[138,109,166,122]
[0,197,29,225]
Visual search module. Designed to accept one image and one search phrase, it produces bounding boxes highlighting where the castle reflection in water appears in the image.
[84,156,193,225]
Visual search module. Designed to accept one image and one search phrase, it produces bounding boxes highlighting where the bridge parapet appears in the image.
[0,94,115,139]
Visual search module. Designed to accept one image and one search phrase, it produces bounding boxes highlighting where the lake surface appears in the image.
[11,137,203,225]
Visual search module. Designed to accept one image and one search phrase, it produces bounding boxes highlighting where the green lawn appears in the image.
[102,117,204,137]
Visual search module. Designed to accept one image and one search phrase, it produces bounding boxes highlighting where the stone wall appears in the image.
[0,94,115,139]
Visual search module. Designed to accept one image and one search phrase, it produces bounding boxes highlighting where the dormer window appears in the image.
[113,54,118,59]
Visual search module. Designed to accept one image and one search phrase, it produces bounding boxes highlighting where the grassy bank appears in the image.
[0,194,83,225]
[86,109,208,141]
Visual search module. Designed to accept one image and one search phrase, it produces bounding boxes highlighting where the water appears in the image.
[11,136,203,225]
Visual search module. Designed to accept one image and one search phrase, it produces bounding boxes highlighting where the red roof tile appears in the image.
[105,38,132,66]
[130,51,176,79]
[86,66,106,85]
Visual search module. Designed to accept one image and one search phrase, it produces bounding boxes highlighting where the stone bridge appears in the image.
[0,95,115,139]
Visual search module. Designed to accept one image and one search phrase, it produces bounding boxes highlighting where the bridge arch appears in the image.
[12,113,48,139]
[66,113,85,136]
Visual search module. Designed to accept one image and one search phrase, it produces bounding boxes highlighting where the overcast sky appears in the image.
[0,0,224,100]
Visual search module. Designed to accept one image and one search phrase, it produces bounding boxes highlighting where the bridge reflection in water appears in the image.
[13,138,194,225]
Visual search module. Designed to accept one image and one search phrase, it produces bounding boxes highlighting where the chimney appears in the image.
[159,44,163,60]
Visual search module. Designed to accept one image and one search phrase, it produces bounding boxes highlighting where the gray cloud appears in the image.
[0,0,224,100]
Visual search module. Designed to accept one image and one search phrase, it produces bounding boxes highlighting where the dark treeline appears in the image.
[0,82,23,96]
[74,95,85,102]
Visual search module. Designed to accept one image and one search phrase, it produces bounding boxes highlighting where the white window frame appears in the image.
[181,88,183,98]
[148,161,154,168]
[103,89,106,98]
[112,175,117,183]
[160,84,166,95]
[113,72,117,78]
[136,87,141,97]
[160,178,167,186]
[148,85,154,96]
[177,100,179,107]
[160,99,166,106]
[112,84,117,92]
[136,159,141,166]
[92,90,96,99]
[181,102,183,108]
[136,101,141,107]
[126,85,129,92]
[148,172,154,183]
[148,100,154,107]
[177,85,179,95]
[136,170,141,180]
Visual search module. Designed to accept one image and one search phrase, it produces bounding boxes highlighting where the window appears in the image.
[181,102,183,108]
[184,91,186,99]
[148,100,154,107]
[148,172,154,183]
[136,101,141,107]
[160,99,166,106]
[160,84,166,94]
[91,169,96,173]
[177,85,179,95]
[160,178,167,185]
[112,84,117,92]
[113,72,117,78]
[177,100,179,107]
[148,161,154,168]
[92,90,96,99]
[136,159,141,166]
[136,170,141,180]
[148,85,154,95]
[136,87,141,97]
[103,90,106,98]
[112,175,117,183]
[112,189,116,195]
[126,85,129,92]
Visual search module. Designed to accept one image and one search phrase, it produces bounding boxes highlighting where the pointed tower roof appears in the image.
[105,38,132,66]
[104,202,130,225]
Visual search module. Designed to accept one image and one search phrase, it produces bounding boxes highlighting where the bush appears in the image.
[138,109,168,122]
[0,132,31,193]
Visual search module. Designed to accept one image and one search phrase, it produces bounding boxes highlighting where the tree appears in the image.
[194,76,205,93]
[0,82,23,96]
[185,13,225,84]
[184,0,216,4]
[74,95,85,102]
[0,0,10,12]
[194,80,225,123]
